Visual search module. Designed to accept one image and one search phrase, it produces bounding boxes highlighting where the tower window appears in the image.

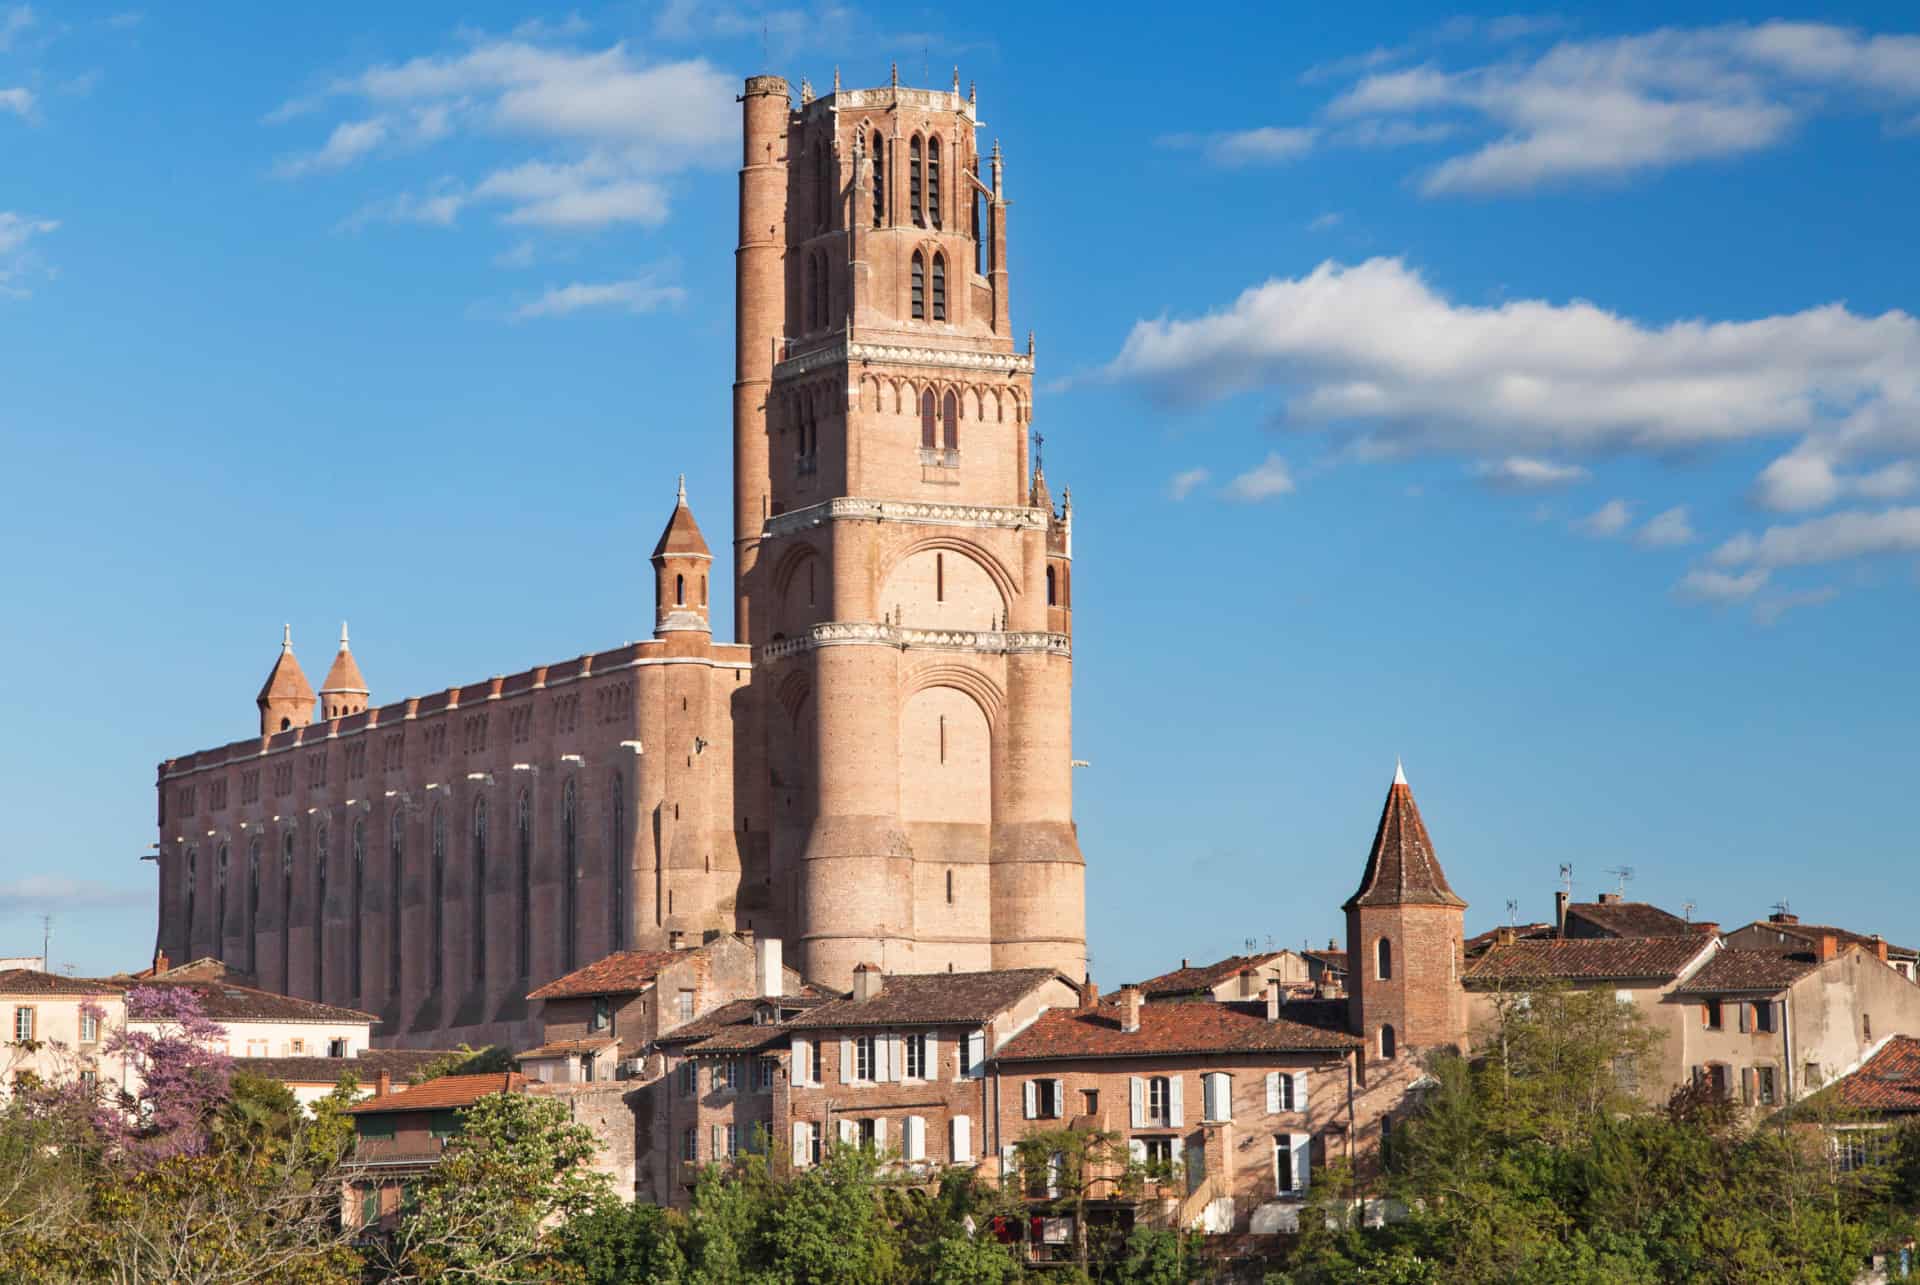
[676,574,685,606]
[931,253,946,321]
[920,390,936,449]
[388,812,404,996]
[942,390,958,450]
[701,576,708,606]
[1046,566,1057,606]
[516,791,531,979]
[471,798,487,984]
[935,552,945,602]
[871,132,885,227]
[927,136,941,229]
[909,136,923,227]
[246,838,260,976]
[815,141,830,230]
[1380,1024,1397,1060]
[911,251,925,320]
[1376,937,1392,980]
[561,778,578,972]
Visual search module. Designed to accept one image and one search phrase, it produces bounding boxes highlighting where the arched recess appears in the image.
[879,537,1016,630]
[771,542,826,634]
[903,663,1005,729]
[775,669,812,729]
[899,683,993,826]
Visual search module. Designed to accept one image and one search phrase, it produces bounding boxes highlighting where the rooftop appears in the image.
[1828,1036,1920,1114]
[1133,952,1292,998]
[517,1036,620,1060]
[1566,900,1702,938]
[1671,949,1823,996]
[1344,767,1465,911]
[131,979,378,1026]
[1464,936,1714,985]
[233,1048,443,1084]
[0,968,123,997]
[349,1071,526,1115]
[997,998,1360,1063]
[526,949,687,1000]
[783,969,1067,1030]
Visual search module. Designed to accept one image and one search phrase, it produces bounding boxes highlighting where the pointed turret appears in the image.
[318,622,370,720]
[256,625,316,735]
[652,476,712,636]
[1344,762,1465,911]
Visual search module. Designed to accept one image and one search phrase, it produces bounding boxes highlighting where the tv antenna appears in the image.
[1771,899,1792,918]
[1604,866,1635,897]
[1559,863,1575,898]
[1244,936,1258,956]
[1682,900,1697,922]
[1505,898,1519,927]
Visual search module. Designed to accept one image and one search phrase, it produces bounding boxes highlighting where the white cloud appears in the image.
[1753,450,1919,511]
[1711,506,1920,570]
[1167,467,1210,501]
[1752,585,1839,624]
[476,156,669,228]
[0,6,31,52]
[1224,454,1296,502]
[0,86,32,118]
[1475,455,1589,491]
[1677,567,1770,602]
[0,874,147,907]
[1636,505,1697,548]
[0,210,56,298]
[1163,127,1317,166]
[1577,498,1632,537]
[513,275,686,319]
[1332,118,1458,147]
[277,117,388,175]
[1308,211,1342,231]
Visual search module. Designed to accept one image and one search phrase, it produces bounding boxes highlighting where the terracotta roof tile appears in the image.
[1134,952,1289,998]
[234,1049,443,1084]
[656,994,835,1049]
[319,631,369,697]
[1344,774,1465,910]
[1464,936,1713,985]
[348,1071,526,1115]
[526,950,684,1000]
[1302,949,1350,972]
[1738,920,1916,958]
[0,969,123,997]
[651,485,712,559]
[996,998,1360,1062]
[1463,925,1554,958]
[136,980,377,1025]
[1566,901,1700,938]
[1832,1036,1920,1114]
[1671,949,1821,996]
[517,1036,619,1060]
[785,969,1066,1030]
[256,635,315,708]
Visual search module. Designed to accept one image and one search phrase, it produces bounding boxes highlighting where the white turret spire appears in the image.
[1393,757,1407,787]
[281,623,293,653]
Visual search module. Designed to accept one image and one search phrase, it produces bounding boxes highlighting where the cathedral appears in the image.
[152,70,1087,1049]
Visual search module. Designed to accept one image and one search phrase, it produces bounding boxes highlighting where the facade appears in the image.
[344,1071,528,1232]
[0,969,125,1096]
[151,70,1084,1049]
[233,1048,442,1109]
[1725,912,1919,983]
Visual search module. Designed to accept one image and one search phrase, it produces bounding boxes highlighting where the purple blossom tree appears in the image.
[105,984,232,1165]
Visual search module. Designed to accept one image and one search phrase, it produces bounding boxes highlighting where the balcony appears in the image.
[919,447,960,469]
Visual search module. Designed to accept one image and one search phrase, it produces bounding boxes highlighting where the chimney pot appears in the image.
[375,1070,391,1098]
[1078,975,1099,1010]
[756,936,784,999]
[1819,933,1838,963]
[1119,986,1142,1033]
[1598,892,1621,905]
[1770,911,1799,925]
[1555,890,1570,937]
[1874,935,1889,962]
[1328,937,1337,951]
[852,963,883,1003]
[1265,978,1281,1021]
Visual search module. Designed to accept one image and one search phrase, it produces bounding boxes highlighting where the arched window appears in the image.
[388,811,404,998]
[972,155,984,274]
[920,390,936,449]
[183,846,197,960]
[815,141,830,230]
[280,831,294,994]
[909,135,924,227]
[215,844,228,954]
[430,806,446,991]
[313,819,327,998]
[927,136,942,229]
[911,251,925,320]
[931,253,946,321]
[561,779,579,972]
[350,820,364,1002]
[609,771,626,952]
[247,838,261,975]
[871,131,885,227]
[471,798,488,984]
[1376,937,1393,981]
[676,574,685,606]
[1046,566,1057,606]
[700,576,708,606]
[814,252,828,331]
[1380,1024,1397,1060]
[516,790,532,980]
[942,389,958,450]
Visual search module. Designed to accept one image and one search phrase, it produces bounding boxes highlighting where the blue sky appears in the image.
[3,2,1918,986]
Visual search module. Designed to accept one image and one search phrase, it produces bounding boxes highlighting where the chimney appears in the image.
[668,930,685,950]
[151,948,169,975]
[851,963,883,1003]
[1495,925,1517,947]
[1555,890,1570,937]
[1317,975,1342,1000]
[1819,933,1838,963]
[1265,978,1281,1021]
[375,1070,391,1099]
[1078,974,1099,1011]
[1180,958,1189,970]
[1769,910,1799,925]
[1119,985,1142,1033]
[1693,921,1720,937]
[1874,935,1889,962]
[756,936,783,999]
[1328,938,1338,951]
[1597,892,1621,905]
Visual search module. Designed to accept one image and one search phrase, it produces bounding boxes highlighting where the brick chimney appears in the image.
[1819,933,1838,963]
[1770,910,1799,925]
[1873,935,1889,962]
[756,936,783,999]
[1555,890,1569,937]
[1495,925,1518,947]
[375,1070,391,1099]
[1693,921,1720,936]
[151,949,169,975]
[851,962,883,1003]
[1265,978,1282,1021]
[1078,974,1099,1010]
[1119,985,1142,1033]
[1597,892,1622,905]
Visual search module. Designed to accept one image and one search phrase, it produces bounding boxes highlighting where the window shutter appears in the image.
[1292,1132,1311,1193]
[890,1035,905,1082]
[1738,1003,1750,1034]
[1701,1003,1711,1027]
[1265,1071,1281,1115]
[1741,1066,1754,1104]
[967,1029,985,1077]
[792,1037,811,1086]
[873,1116,887,1150]
[792,1121,811,1167]
[1051,1078,1066,1118]
[1169,1075,1184,1127]
[1129,1137,1147,1165]
[711,1124,722,1157]
[905,1115,925,1162]
[838,1118,857,1146]
[1130,1076,1145,1128]
[952,1113,972,1162]
[1024,1079,1038,1119]
[924,1030,939,1080]
[1292,1070,1310,1115]
[1000,1144,1017,1179]
[840,1038,854,1083]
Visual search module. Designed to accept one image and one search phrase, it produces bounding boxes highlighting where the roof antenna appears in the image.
[1604,865,1635,897]
[1682,899,1697,922]
[1559,862,1575,900]
[1506,898,1519,927]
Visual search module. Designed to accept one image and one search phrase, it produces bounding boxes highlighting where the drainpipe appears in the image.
[1783,993,1796,1106]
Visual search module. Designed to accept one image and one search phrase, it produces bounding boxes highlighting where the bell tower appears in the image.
[733,71,1084,988]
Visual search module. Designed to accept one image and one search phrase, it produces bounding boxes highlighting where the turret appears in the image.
[652,476,712,637]
[256,624,316,735]
[1344,762,1467,1062]
[317,623,370,720]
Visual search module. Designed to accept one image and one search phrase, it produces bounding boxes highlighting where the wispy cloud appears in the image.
[1636,505,1698,548]
[1576,498,1633,538]
[0,5,32,52]
[1711,507,1920,571]
[0,85,31,119]
[1677,566,1770,602]
[0,874,148,908]
[513,274,686,319]
[1224,454,1296,502]
[1308,211,1342,231]
[1161,126,1318,166]
[1752,585,1839,625]
[0,210,57,298]
[1475,455,1589,491]
[1167,467,1210,501]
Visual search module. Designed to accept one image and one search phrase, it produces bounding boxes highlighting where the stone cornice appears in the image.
[774,339,1034,382]
[760,622,1070,663]
[763,497,1046,541]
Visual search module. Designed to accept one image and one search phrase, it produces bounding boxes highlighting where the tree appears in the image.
[1010,1126,1147,1276]
[758,1144,906,1284]
[554,1197,687,1285]
[106,984,233,1166]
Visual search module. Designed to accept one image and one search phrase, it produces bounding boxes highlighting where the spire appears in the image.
[1393,756,1407,786]
[653,476,710,559]
[281,623,292,653]
[319,620,370,716]
[256,625,316,734]
[652,478,713,636]
[1343,763,1465,911]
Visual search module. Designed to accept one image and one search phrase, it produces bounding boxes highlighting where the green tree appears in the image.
[555,1196,688,1285]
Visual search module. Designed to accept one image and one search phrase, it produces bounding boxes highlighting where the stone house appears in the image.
[343,1071,527,1232]
[1131,951,1312,1003]
[0,969,125,1097]
[1725,912,1920,984]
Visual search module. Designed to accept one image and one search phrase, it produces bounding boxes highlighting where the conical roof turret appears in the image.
[1343,761,1466,910]
[651,474,712,560]
[318,623,370,718]
[256,625,316,733]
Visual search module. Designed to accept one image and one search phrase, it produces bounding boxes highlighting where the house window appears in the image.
[1805,1061,1824,1089]
[682,1127,699,1162]
[904,1032,927,1079]
[79,1069,97,1093]
[1379,1024,1397,1060]
[1752,1001,1775,1034]
[677,989,695,1021]
[797,1119,821,1166]
[1082,1089,1099,1115]
[328,1037,348,1058]
[1274,1135,1296,1193]
[1202,1071,1233,1122]
[757,1057,777,1091]
[1614,1054,1639,1096]
[714,1059,739,1093]
[80,1011,99,1043]
[1755,1065,1777,1106]
[1702,1000,1723,1030]
[1376,937,1392,980]
[857,1118,878,1150]
[854,1034,877,1081]
[1147,1075,1170,1126]
[1142,1136,1175,1172]
[678,1061,697,1095]
[287,1039,306,1056]
[12,1007,33,1041]
[591,996,611,1032]
[247,1039,269,1057]
[1028,1078,1063,1119]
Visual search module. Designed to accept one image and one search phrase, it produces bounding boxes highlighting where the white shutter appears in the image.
[1128,1137,1147,1165]
[840,1038,854,1083]
[1000,1144,1017,1178]
[1169,1075,1184,1127]
[924,1031,939,1080]
[905,1115,925,1162]
[1051,1078,1066,1118]
[1292,1071,1310,1115]
[1130,1076,1145,1128]
[1265,1071,1281,1115]
[838,1118,857,1146]
[792,1121,811,1166]
[1023,1079,1038,1119]
[711,1124,723,1157]
[952,1114,972,1162]
[1292,1132,1311,1193]
[967,1029,985,1077]
[873,1116,887,1151]
[888,1035,903,1082]
[791,1037,811,1086]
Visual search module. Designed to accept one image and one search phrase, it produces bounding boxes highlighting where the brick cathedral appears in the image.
[152,71,1086,1049]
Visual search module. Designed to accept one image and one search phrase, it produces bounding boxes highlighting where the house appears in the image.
[1131,952,1312,1003]
[0,969,125,1097]
[992,981,1363,1246]
[1725,912,1920,984]
[1556,893,1709,940]
[232,1048,444,1108]
[1300,943,1350,992]
[128,977,378,1062]
[343,1071,527,1232]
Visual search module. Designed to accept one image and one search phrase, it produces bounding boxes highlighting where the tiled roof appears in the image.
[349,1071,526,1115]
[997,998,1360,1062]
[1566,901,1699,938]
[1463,925,1554,958]
[785,969,1066,1030]
[1302,949,1350,973]
[256,634,315,707]
[1831,1036,1920,1114]
[1134,952,1289,998]
[136,980,377,1025]
[1464,936,1712,985]
[1344,772,1465,910]
[1737,920,1916,958]
[234,1049,443,1084]
[1671,949,1821,996]
[517,1037,619,1060]
[651,485,712,558]
[526,950,684,999]
[0,969,123,997]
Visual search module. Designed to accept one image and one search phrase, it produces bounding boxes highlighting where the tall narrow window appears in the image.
[516,790,532,979]
[471,798,487,984]
[803,255,817,331]
[814,253,827,331]
[313,820,327,999]
[676,574,685,606]
[388,811,404,999]
[350,820,364,1002]
[1380,1024,1397,1060]
[910,136,924,227]
[911,251,925,320]
[920,390,936,449]
[430,807,446,991]
[942,390,958,450]
[280,831,294,994]
[927,136,942,228]
[183,846,197,960]
[871,131,885,227]
[247,838,260,975]
[931,253,946,321]
[1376,938,1393,981]
[562,779,578,972]
[935,552,945,602]
[214,844,228,955]
[1046,566,1057,606]
[609,771,626,952]
[815,142,830,230]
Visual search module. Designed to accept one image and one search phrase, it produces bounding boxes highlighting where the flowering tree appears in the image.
[105,985,232,1166]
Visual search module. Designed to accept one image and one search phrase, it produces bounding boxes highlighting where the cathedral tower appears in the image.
[1344,764,1468,1062]
[734,71,1085,987]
